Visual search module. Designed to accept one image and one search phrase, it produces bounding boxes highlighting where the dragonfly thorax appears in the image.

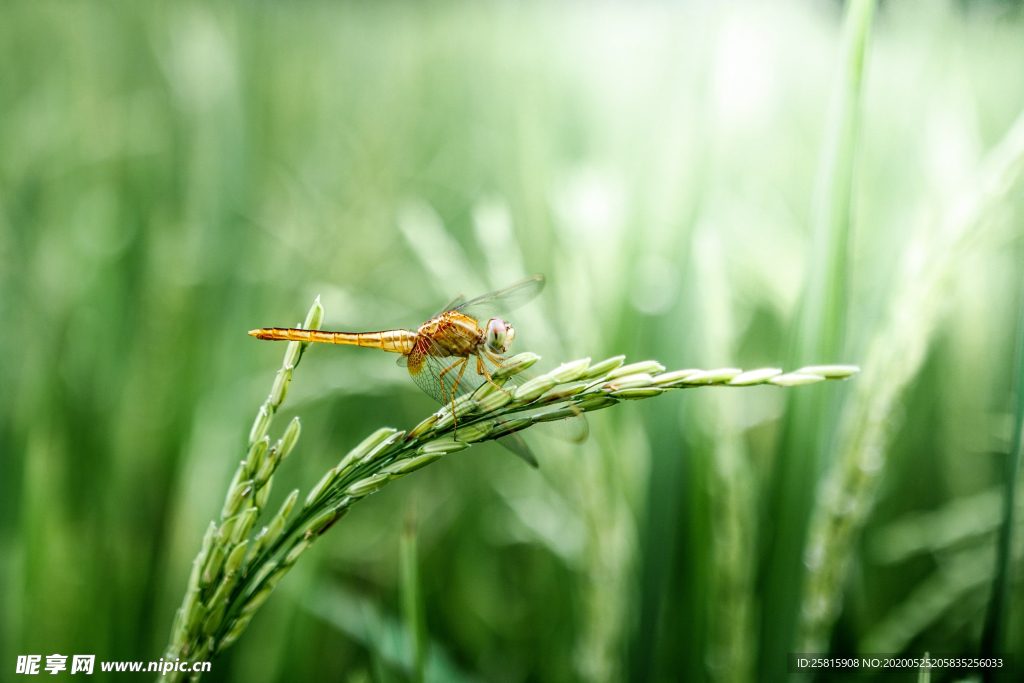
[484,317,515,354]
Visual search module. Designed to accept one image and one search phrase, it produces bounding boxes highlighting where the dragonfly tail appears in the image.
[248,328,417,353]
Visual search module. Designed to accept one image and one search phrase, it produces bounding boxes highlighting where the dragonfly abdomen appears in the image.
[248,327,417,353]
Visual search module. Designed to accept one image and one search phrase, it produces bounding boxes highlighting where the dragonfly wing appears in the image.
[405,339,483,406]
[408,350,590,447]
[479,354,589,444]
[537,406,589,443]
[405,343,537,466]
[453,275,545,322]
[432,294,466,318]
[496,432,538,468]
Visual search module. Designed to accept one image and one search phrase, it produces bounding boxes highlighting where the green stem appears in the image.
[401,504,427,683]
[979,274,1024,679]
[162,301,861,681]
[759,0,875,675]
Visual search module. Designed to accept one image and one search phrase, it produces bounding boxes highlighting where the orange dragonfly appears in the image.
[249,275,585,465]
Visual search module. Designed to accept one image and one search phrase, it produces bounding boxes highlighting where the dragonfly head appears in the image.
[485,318,515,353]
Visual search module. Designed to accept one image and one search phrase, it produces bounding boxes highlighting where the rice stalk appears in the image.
[162,304,858,680]
[980,275,1024,668]
[860,546,996,654]
[161,297,324,680]
[799,104,1024,654]
[861,534,1024,657]
[693,231,755,683]
[303,582,475,683]
[400,502,428,683]
[760,0,876,671]
[870,486,1009,565]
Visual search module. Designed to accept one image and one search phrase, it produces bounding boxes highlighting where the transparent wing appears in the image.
[452,275,545,322]
[496,432,538,468]
[534,405,589,443]
[431,294,466,318]
[403,348,588,444]
[401,340,583,467]
[477,355,589,444]
[401,338,480,406]
[401,342,546,466]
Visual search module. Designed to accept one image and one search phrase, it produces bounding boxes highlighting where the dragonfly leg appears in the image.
[439,357,469,438]
[477,355,512,397]
[437,359,458,406]
[449,358,470,437]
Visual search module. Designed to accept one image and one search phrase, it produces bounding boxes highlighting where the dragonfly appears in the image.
[248,275,587,466]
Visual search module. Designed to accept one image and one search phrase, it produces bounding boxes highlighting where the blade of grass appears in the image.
[799,103,1024,655]
[979,273,1024,678]
[400,501,427,683]
[759,0,876,674]
[860,547,995,654]
[694,231,755,683]
[305,582,477,683]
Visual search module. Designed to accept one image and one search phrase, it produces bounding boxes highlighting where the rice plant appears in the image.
[4,2,1024,682]
[799,102,1024,656]
[161,296,858,679]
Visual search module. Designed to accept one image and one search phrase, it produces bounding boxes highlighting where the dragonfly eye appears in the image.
[485,318,509,352]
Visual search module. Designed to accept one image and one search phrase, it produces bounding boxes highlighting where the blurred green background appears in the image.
[2,0,1024,681]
